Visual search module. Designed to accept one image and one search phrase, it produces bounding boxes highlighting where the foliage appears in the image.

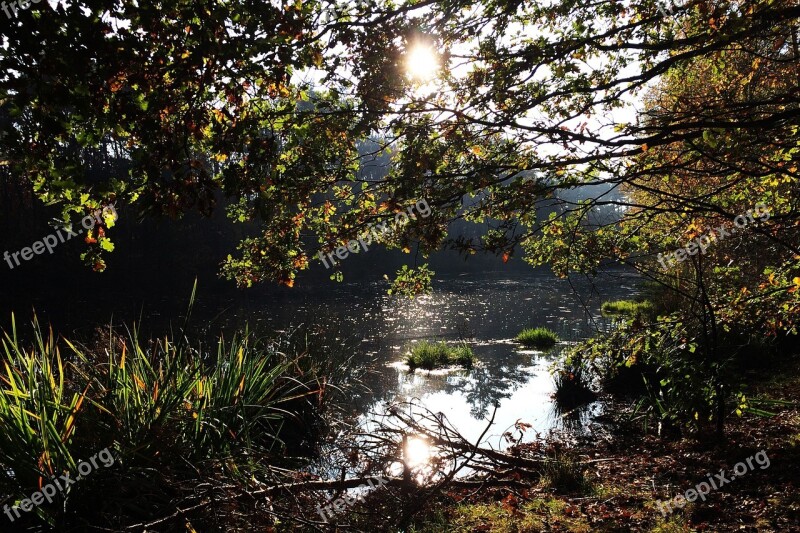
[567,312,743,434]
[1,0,799,441]
[0,315,87,523]
[2,0,797,299]
[516,327,559,349]
[405,341,475,370]
[387,264,435,297]
[0,315,322,528]
[69,326,309,461]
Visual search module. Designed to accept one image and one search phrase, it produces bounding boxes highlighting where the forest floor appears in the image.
[403,356,800,532]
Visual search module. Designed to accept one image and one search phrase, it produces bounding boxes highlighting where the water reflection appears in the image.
[404,436,431,468]
[331,272,640,448]
[64,270,637,455]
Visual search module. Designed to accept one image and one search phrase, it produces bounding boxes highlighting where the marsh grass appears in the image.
[0,311,323,529]
[540,451,594,495]
[601,300,655,319]
[405,341,475,370]
[516,327,559,349]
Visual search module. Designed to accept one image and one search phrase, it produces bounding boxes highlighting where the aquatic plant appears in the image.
[405,341,475,370]
[0,314,323,528]
[516,327,559,349]
[552,357,597,409]
[600,300,655,319]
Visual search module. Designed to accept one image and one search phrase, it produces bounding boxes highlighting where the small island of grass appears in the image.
[515,327,559,349]
[405,341,475,370]
[600,299,654,318]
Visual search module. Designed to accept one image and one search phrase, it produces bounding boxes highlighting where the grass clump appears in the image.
[600,299,654,319]
[516,327,559,349]
[553,356,597,409]
[406,341,475,370]
[540,451,595,495]
[0,313,323,529]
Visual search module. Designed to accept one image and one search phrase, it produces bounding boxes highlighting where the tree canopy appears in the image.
[1,0,798,310]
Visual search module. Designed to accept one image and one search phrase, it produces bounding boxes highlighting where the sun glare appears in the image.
[406,45,440,82]
[404,436,431,468]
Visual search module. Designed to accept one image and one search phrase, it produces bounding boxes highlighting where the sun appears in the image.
[406,44,440,82]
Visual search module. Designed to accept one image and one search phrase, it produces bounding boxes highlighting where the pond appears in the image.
[202,269,640,454]
[3,265,640,457]
[302,271,638,451]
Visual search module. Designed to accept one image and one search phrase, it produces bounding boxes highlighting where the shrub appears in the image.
[516,327,559,349]
[405,341,475,370]
[569,313,739,435]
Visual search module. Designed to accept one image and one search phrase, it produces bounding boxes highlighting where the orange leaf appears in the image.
[237,375,246,397]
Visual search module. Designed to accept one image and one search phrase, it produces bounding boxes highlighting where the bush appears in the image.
[405,341,475,370]
[516,327,559,349]
[568,313,739,436]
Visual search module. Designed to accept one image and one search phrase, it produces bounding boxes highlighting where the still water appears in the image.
[4,265,639,453]
[214,269,642,450]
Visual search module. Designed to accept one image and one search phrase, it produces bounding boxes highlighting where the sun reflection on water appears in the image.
[404,436,431,468]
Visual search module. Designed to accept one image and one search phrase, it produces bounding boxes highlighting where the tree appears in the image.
[1,0,798,295]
